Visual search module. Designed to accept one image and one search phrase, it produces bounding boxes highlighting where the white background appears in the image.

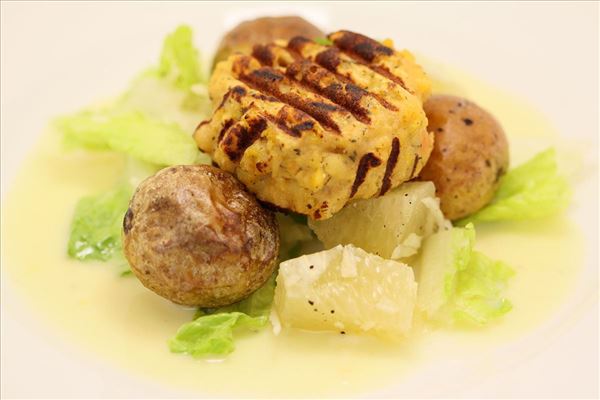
[1,2,598,398]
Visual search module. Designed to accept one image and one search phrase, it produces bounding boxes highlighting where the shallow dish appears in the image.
[1,2,598,398]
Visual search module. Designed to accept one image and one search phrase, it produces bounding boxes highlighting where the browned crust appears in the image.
[235,61,343,133]
[221,116,268,161]
[350,153,382,198]
[380,137,400,196]
[328,30,410,93]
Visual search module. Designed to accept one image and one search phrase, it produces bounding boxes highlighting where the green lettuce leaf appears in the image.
[314,37,333,46]
[416,224,475,318]
[452,251,514,325]
[59,111,200,166]
[276,213,320,262]
[67,184,132,261]
[169,312,266,357]
[116,72,210,134]
[459,148,570,224]
[416,224,514,325]
[157,25,204,90]
[57,25,211,165]
[169,275,276,357]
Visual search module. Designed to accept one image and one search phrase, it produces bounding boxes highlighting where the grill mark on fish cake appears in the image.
[221,117,268,161]
[210,80,320,141]
[264,107,316,138]
[328,31,411,93]
[284,58,371,124]
[237,63,342,133]
[287,36,312,53]
[297,43,398,111]
[253,43,303,67]
[332,30,393,62]
[350,153,382,198]
[251,44,275,66]
[254,43,372,125]
[315,47,341,70]
[380,137,400,196]
[255,42,397,126]
[217,119,235,143]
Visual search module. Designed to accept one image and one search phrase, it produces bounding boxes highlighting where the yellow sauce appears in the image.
[1,62,585,397]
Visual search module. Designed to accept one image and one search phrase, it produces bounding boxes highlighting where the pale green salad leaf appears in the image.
[416,224,475,318]
[169,312,266,357]
[459,148,570,225]
[453,251,514,325]
[157,25,204,90]
[416,224,514,325]
[57,25,210,166]
[314,37,333,46]
[59,111,199,166]
[169,275,276,357]
[67,184,132,261]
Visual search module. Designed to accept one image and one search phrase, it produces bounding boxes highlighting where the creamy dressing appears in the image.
[1,63,583,397]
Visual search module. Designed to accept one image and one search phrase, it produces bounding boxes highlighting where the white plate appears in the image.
[1,2,598,398]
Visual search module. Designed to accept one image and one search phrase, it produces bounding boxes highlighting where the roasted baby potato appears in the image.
[123,165,279,307]
[213,16,324,68]
[418,95,509,220]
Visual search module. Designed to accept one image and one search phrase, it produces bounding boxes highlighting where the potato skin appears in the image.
[418,95,509,220]
[123,165,279,307]
[213,16,324,68]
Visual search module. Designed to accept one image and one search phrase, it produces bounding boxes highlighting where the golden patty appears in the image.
[195,30,433,220]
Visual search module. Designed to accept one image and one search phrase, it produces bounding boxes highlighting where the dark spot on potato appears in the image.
[495,167,505,182]
[462,118,474,126]
[485,159,491,167]
[123,208,134,234]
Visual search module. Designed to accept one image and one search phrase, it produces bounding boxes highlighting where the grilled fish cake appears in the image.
[195,30,433,220]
